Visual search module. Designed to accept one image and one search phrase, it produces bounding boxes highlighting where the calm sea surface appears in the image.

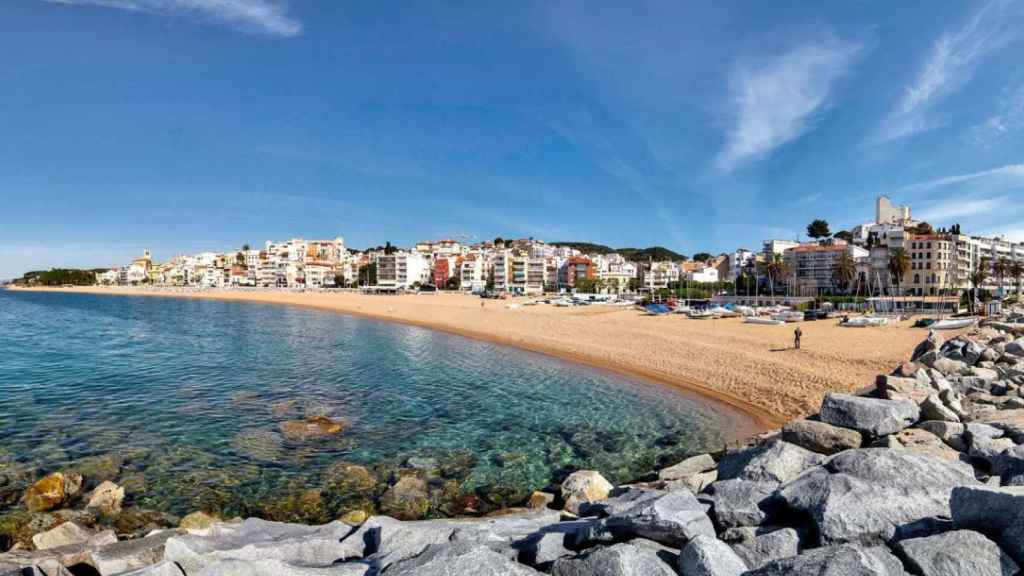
[0,290,735,521]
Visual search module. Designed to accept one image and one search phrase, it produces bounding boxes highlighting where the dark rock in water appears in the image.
[728,527,799,570]
[782,419,863,455]
[551,542,677,576]
[893,529,1019,576]
[386,542,542,575]
[69,454,124,486]
[260,488,330,524]
[24,472,84,513]
[114,507,180,539]
[744,544,909,575]
[322,462,380,515]
[716,439,823,484]
[604,489,715,547]
[704,479,779,529]
[278,416,346,441]
[777,448,979,546]
[819,394,920,437]
[231,428,286,463]
[380,477,430,520]
[678,534,747,576]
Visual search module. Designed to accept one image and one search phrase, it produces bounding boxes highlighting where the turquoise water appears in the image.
[0,290,735,521]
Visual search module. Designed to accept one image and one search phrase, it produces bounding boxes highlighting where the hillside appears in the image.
[552,243,688,262]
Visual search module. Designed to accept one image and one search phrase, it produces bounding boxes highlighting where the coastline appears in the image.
[9,286,940,433]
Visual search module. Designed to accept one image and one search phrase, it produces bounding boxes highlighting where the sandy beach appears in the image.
[11,286,944,430]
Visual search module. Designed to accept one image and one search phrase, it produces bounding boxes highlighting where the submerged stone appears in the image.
[278,416,347,441]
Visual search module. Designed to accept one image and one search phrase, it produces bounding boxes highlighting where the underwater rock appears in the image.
[231,429,286,463]
[380,477,430,521]
[24,472,83,513]
[278,416,347,441]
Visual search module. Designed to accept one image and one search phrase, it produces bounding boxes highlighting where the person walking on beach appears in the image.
[794,326,802,350]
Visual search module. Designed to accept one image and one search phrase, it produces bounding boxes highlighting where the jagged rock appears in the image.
[777,449,979,545]
[993,445,1024,482]
[24,473,83,513]
[179,511,221,531]
[551,542,676,576]
[976,410,1024,443]
[917,421,967,451]
[745,544,909,575]
[887,428,962,461]
[894,529,1019,576]
[950,486,1024,565]
[1005,338,1024,357]
[91,530,178,575]
[877,376,933,403]
[913,333,942,363]
[933,358,969,377]
[678,534,747,576]
[728,527,798,570]
[717,439,823,485]
[782,419,863,455]
[379,477,429,520]
[115,561,187,576]
[586,488,662,518]
[604,489,715,547]
[519,530,574,567]
[196,558,370,575]
[86,481,124,517]
[31,522,111,551]
[561,471,614,515]
[971,367,1000,381]
[968,436,1015,466]
[940,390,969,421]
[820,394,920,437]
[704,479,778,529]
[665,470,718,494]
[920,395,960,423]
[278,416,346,441]
[659,454,716,482]
[163,518,353,574]
[527,491,555,510]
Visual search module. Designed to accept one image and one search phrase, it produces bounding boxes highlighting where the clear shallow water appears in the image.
[0,290,735,521]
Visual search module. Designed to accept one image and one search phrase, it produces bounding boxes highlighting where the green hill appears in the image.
[552,243,688,262]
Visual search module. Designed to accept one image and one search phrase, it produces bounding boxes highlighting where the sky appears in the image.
[2,0,1024,278]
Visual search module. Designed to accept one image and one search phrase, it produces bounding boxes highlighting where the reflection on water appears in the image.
[0,290,735,521]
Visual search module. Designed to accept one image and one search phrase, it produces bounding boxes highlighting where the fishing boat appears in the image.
[744,316,785,326]
[772,311,805,323]
[687,309,715,319]
[645,303,672,315]
[930,317,977,330]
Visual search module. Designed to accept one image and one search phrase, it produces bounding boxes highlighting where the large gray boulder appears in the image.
[114,561,187,576]
[196,558,370,575]
[950,485,1024,565]
[386,542,541,576]
[163,518,354,574]
[976,410,1024,443]
[993,444,1024,482]
[659,454,717,482]
[782,419,863,455]
[729,527,799,570]
[678,535,747,576]
[704,479,778,529]
[717,439,823,484]
[893,530,1019,576]
[920,395,961,423]
[561,471,614,515]
[777,449,979,545]
[91,530,178,575]
[820,394,920,437]
[551,542,677,576]
[744,544,910,575]
[604,489,715,547]
[1006,338,1024,357]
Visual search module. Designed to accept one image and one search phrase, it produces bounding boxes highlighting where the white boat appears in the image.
[930,317,977,330]
[772,311,804,323]
[744,316,785,326]
[841,316,889,327]
[687,309,715,319]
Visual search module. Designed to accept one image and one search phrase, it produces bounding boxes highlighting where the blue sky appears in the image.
[2,0,1024,278]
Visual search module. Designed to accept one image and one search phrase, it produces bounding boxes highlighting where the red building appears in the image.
[433,257,451,288]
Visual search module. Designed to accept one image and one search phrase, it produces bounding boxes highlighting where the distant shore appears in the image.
[10,286,938,434]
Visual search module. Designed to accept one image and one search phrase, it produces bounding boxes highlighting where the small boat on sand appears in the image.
[840,316,889,327]
[744,316,785,326]
[687,309,715,319]
[930,317,977,330]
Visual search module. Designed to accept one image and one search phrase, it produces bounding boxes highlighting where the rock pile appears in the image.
[2,324,1024,575]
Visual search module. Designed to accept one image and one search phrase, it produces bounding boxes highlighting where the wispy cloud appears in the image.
[969,83,1024,146]
[870,0,1017,144]
[42,0,302,37]
[716,36,862,173]
[916,195,1008,222]
[895,163,1024,194]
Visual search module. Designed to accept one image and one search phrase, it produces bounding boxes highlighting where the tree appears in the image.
[485,269,495,291]
[909,222,934,235]
[832,251,857,294]
[766,254,790,296]
[627,277,641,293]
[493,237,505,247]
[692,252,713,262]
[887,248,910,300]
[445,276,461,290]
[383,242,397,255]
[807,219,832,243]
[969,257,990,314]
[1011,260,1024,298]
[993,257,1010,298]
[833,230,853,242]
[358,263,377,286]
[242,243,251,252]
[334,273,346,287]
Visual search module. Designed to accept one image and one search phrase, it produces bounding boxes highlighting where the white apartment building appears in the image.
[459,254,487,293]
[728,249,755,281]
[687,267,719,283]
[785,242,869,295]
[376,251,430,290]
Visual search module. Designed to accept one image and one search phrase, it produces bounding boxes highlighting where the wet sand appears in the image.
[13,287,940,432]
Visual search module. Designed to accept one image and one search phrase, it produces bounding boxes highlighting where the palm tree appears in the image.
[887,248,910,312]
[1011,260,1024,299]
[832,251,857,295]
[969,256,991,314]
[993,257,1010,299]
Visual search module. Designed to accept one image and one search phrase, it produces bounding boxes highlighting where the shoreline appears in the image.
[9,286,938,434]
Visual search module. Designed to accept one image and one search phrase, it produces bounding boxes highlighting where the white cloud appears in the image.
[716,37,862,173]
[970,83,1024,145]
[916,195,1007,222]
[870,0,1017,144]
[895,163,1024,194]
[43,0,302,37]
